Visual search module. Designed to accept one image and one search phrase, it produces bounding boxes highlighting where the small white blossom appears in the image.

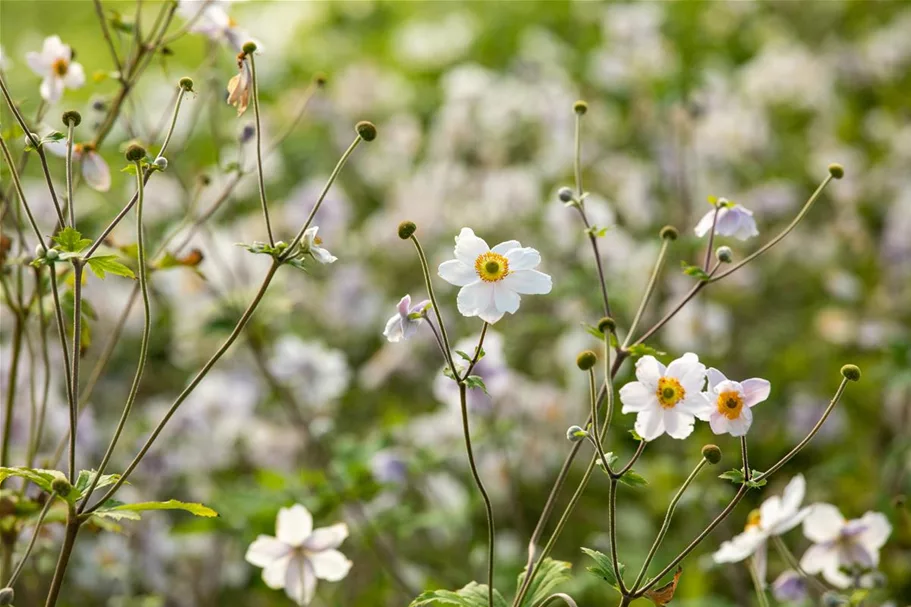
[245,504,352,606]
[26,36,85,103]
[800,504,892,588]
[178,0,254,51]
[383,294,430,342]
[619,353,709,441]
[300,226,337,264]
[697,368,771,437]
[694,199,759,241]
[438,227,551,324]
[43,138,111,192]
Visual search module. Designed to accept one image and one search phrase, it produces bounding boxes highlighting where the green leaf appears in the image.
[626,344,666,359]
[680,261,711,281]
[617,469,649,488]
[585,225,611,238]
[0,466,65,493]
[74,470,125,497]
[455,350,473,362]
[410,582,509,607]
[52,227,93,253]
[581,547,625,590]
[719,469,767,488]
[593,451,619,470]
[103,499,219,518]
[464,375,489,395]
[515,558,572,607]
[86,255,136,279]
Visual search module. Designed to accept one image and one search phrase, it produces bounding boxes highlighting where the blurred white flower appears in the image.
[383,294,430,343]
[43,138,111,192]
[714,475,811,586]
[0,45,9,70]
[800,504,892,588]
[269,336,349,405]
[26,35,85,103]
[245,504,351,606]
[694,199,759,240]
[772,569,808,603]
[178,0,252,51]
[619,353,708,441]
[438,227,551,324]
[698,368,770,437]
[300,226,336,264]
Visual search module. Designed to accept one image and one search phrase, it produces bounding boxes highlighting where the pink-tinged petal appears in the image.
[262,553,292,589]
[26,51,50,76]
[284,555,317,606]
[246,535,292,568]
[663,409,695,439]
[501,269,551,294]
[40,76,64,104]
[693,209,716,238]
[456,280,492,319]
[635,408,666,441]
[491,240,521,255]
[383,314,404,342]
[713,528,766,563]
[619,382,654,413]
[276,505,313,548]
[799,543,839,577]
[742,378,771,407]
[309,549,352,581]
[63,62,85,88]
[304,523,349,551]
[493,283,520,314]
[633,355,665,389]
[438,259,477,287]
[725,407,753,437]
[753,542,768,588]
[802,504,845,543]
[677,392,711,418]
[856,511,891,553]
[503,246,541,271]
[396,295,412,317]
[82,152,111,192]
[454,228,489,266]
[709,412,730,435]
[706,367,727,392]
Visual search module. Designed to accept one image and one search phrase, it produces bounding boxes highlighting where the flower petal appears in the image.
[706,367,728,392]
[491,240,521,255]
[246,535,292,568]
[856,511,892,554]
[501,269,551,294]
[693,209,716,238]
[713,529,766,563]
[779,475,806,519]
[438,259,477,287]
[635,408,666,441]
[503,246,541,271]
[284,555,317,606]
[304,523,349,551]
[63,62,85,89]
[493,283,520,315]
[663,409,695,439]
[40,76,64,104]
[454,228,489,266]
[802,504,845,544]
[724,407,753,436]
[619,382,654,413]
[677,392,711,418]
[396,295,412,317]
[309,549,352,582]
[753,543,768,588]
[26,51,50,76]
[634,356,665,389]
[709,412,730,435]
[383,314,404,342]
[741,378,771,407]
[276,504,313,548]
[262,553,292,589]
[82,152,111,192]
[456,280,492,319]
[799,543,838,576]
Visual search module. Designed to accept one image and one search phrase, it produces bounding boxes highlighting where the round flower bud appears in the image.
[715,246,733,263]
[242,41,258,55]
[50,477,72,496]
[566,425,587,442]
[153,157,168,171]
[597,317,616,333]
[0,587,14,606]
[125,144,146,162]
[313,72,327,87]
[178,77,194,92]
[398,221,417,240]
[576,350,597,371]
[557,187,574,203]
[573,100,588,115]
[701,444,722,464]
[61,110,82,127]
[840,364,861,382]
[356,120,377,142]
[827,163,844,179]
[659,225,678,241]
[45,248,59,261]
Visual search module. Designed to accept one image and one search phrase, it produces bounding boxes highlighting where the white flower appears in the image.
[438,227,551,324]
[697,368,771,437]
[245,504,352,606]
[268,336,349,405]
[300,226,337,264]
[43,138,111,192]
[800,504,892,588]
[694,199,759,241]
[178,0,254,51]
[713,475,812,586]
[26,36,85,103]
[0,45,10,70]
[618,353,709,441]
[383,294,430,342]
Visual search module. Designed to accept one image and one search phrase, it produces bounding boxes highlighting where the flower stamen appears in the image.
[52,58,69,77]
[474,252,509,282]
[655,377,685,409]
[716,390,744,420]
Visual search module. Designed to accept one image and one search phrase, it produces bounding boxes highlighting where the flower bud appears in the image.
[573,100,588,115]
[597,317,616,333]
[44,248,59,261]
[125,144,146,162]
[557,187,574,203]
[50,477,72,496]
[840,364,861,382]
[576,350,597,371]
[62,110,82,127]
[356,120,377,142]
[701,444,722,464]
[313,72,327,87]
[0,587,14,606]
[827,163,844,179]
[153,157,168,171]
[397,221,416,240]
[566,425,588,442]
[659,225,678,241]
[715,246,733,263]
[242,41,258,55]
[178,77,194,92]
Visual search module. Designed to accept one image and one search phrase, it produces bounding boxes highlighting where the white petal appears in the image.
[383,314,404,342]
[798,543,838,576]
[493,283,520,314]
[396,295,411,316]
[454,228,489,266]
[262,553,292,589]
[725,406,753,437]
[693,209,716,238]
[456,280,492,319]
[706,368,728,392]
[284,555,317,606]
[619,382,654,413]
[713,529,766,563]
[635,408,665,441]
[779,475,806,519]
[819,565,853,589]
[676,392,711,417]
[501,269,551,294]
[304,523,349,551]
[663,410,695,439]
[310,245,337,264]
[741,378,771,407]
[503,246,541,271]
[477,298,505,324]
[309,549,352,581]
[802,504,845,543]
[40,76,64,103]
[302,226,318,246]
[42,36,68,60]
[709,412,730,435]
[760,496,783,529]
[277,504,314,548]
[772,506,812,536]
[714,206,741,236]
[633,355,665,389]
[438,259,477,287]
[753,543,768,588]
[666,353,706,394]
[82,152,111,192]
[856,511,891,553]
[26,51,50,76]
[491,240,521,255]
[246,535,292,568]
[63,62,85,89]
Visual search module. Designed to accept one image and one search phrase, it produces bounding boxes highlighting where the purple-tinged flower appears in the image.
[383,294,430,343]
[694,198,759,240]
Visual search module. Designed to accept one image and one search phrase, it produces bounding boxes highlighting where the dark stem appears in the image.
[43,512,80,607]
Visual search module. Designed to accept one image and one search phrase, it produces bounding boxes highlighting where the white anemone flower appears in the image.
[618,353,709,441]
[42,136,111,192]
[245,504,352,606]
[694,199,759,240]
[300,227,337,264]
[383,294,430,342]
[800,504,892,588]
[26,36,85,103]
[438,228,551,324]
[698,368,771,437]
[713,475,812,586]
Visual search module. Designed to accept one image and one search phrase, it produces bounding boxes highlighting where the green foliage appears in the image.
[680,261,711,281]
[463,375,489,394]
[581,547,625,590]
[0,467,124,504]
[515,558,572,607]
[87,255,136,279]
[52,227,93,253]
[718,469,767,488]
[92,499,219,522]
[410,582,509,607]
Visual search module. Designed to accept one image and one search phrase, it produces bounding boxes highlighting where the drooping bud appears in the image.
[566,425,588,442]
[576,350,597,371]
[715,246,733,263]
[557,187,574,203]
[242,41,258,55]
[660,225,678,241]
[62,110,82,127]
[573,100,588,115]
[125,144,146,162]
[597,317,616,334]
[50,477,72,497]
[398,221,417,240]
[0,587,14,605]
[178,76,195,92]
[840,364,861,382]
[356,120,377,142]
[701,444,722,464]
[827,163,844,179]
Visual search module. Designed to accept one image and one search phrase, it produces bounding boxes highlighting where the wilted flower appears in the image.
[299,226,337,264]
[714,475,811,585]
[26,35,85,103]
[227,53,253,116]
[383,294,430,342]
[772,569,808,603]
[800,504,892,588]
[697,368,771,437]
[619,353,709,441]
[694,199,759,241]
[438,227,551,324]
[245,504,352,606]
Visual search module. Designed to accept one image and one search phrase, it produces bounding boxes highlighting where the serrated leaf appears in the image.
[617,469,649,488]
[74,469,125,497]
[52,227,93,253]
[464,375,489,395]
[87,255,136,279]
[593,452,619,470]
[585,225,611,238]
[719,468,766,488]
[681,261,711,281]
[0,466,65,493]
[455,350,473,362]
[515,558,572,607]
[581,547,625,590]
[626,344,666,359]
[410,582,509,607]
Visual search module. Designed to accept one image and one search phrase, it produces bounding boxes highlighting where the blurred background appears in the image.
[0,1,909,605]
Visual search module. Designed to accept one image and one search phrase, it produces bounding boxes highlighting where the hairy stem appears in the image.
[247,53,275,246]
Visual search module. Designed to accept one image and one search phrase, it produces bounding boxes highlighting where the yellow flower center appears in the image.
[745,509,762,531]
[52,58,69,77]
[474,252,509,282]
[716,390,744,420]
[655,377,685,409]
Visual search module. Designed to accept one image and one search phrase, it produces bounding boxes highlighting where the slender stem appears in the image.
[703,205,720,272]
[48,270,74,433]
[622,239,670,349]
[461,322,488,381]
[741,436,751,483]
[0,319,23,467]
[156,84,186,158]
[423,316,449,363]
[247,53,275,246]
[0,133,48,252]
[159,0,214,46]
[93,0,123,75]
[43,509,80,607]
[458,383,496,607]
[36,147,66,229]
[576,206,612,318]
[573,111,583,196]
[28,266,52,469]
[771,535,829,594]
[67,262,84,483]
[607,479,627,594]
[748,557,771,607]
[409,235,457,374]
[633,264,719,347]
[6,492,57,587]
[65,122,75,227]
[588,369,613,474]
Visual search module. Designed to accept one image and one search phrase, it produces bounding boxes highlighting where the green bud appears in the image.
[827,163,844,179]
[840,364,861,382]
[125,144,146,162]
[597,317,616,334]
[701,444,722,464]
[356,120,377,142]
[576,350,597,371]
[178,77,194,92]
[45,248,59,261]
[566,425,587,442]
[153,157,168,171]
[660,225,678,241]
[557,187,574,203]
[242,41,258,55]
[61,110,82,127]
[50,477,72,496]
[715,246,733,263]
[0,587,13,606]
[398,221,416,240]
[573,100,588,115]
